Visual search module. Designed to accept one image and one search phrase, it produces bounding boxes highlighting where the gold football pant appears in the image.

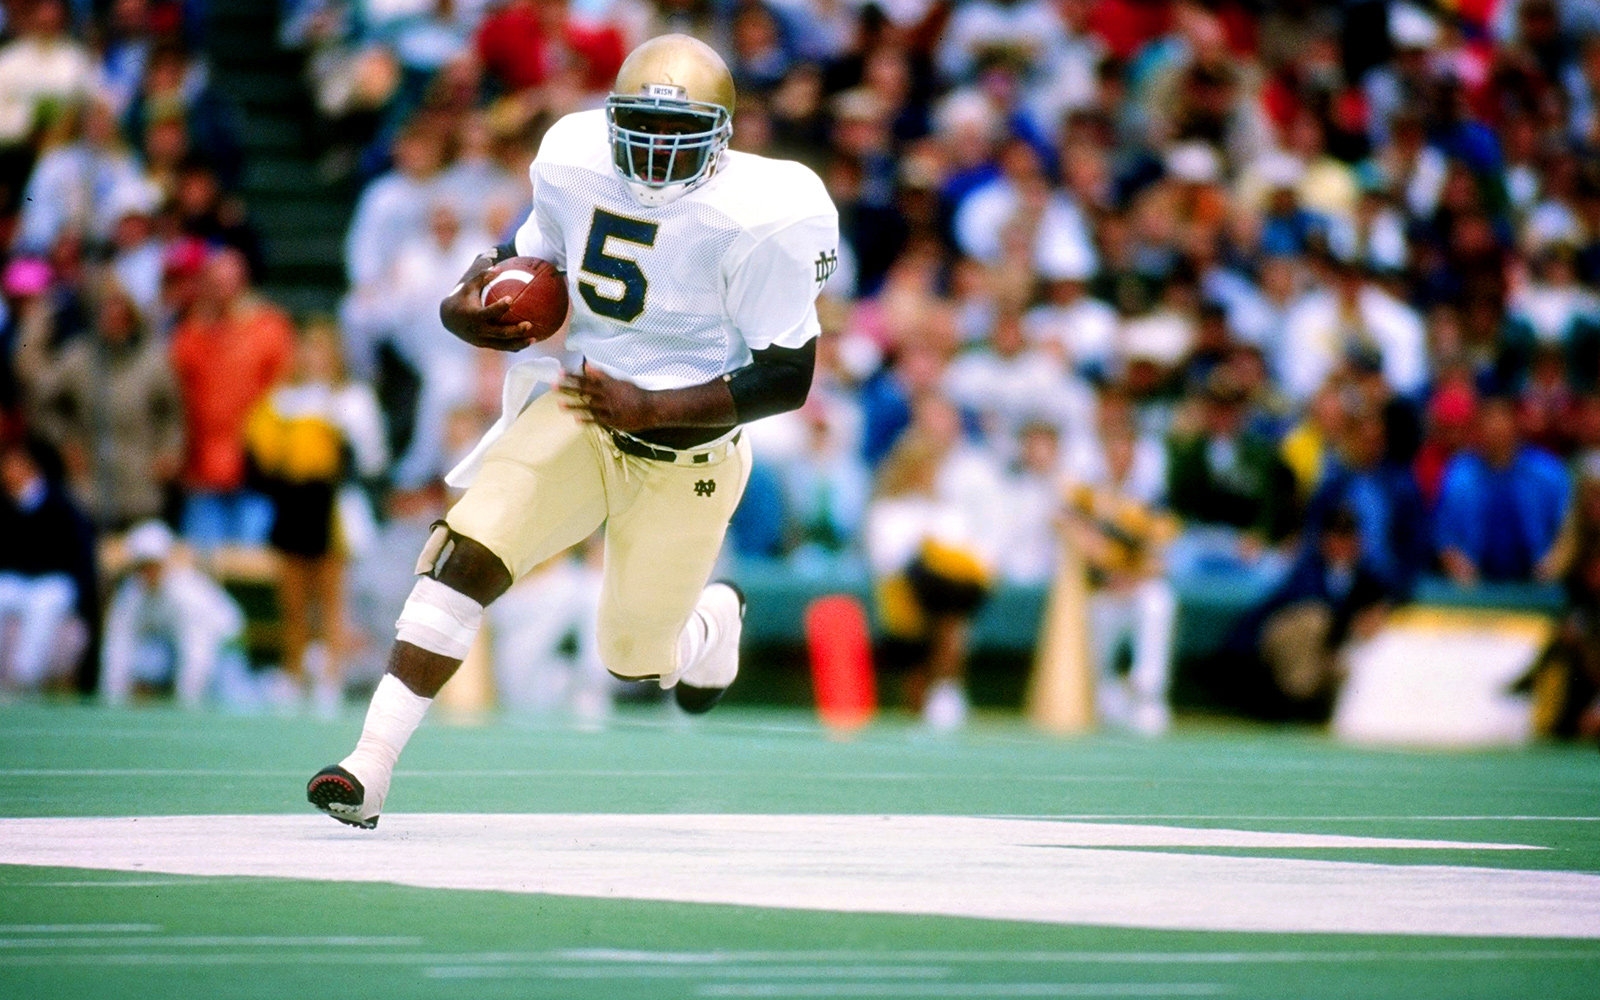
[445,391,751,680]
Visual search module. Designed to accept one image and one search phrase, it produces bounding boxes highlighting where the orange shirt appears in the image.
[170,300,295,491]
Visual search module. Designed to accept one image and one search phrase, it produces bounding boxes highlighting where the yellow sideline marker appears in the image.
[1026,531,1095,734]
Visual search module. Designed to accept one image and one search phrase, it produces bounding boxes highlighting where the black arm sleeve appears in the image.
[724,338,817,424]
[492,241,517,262]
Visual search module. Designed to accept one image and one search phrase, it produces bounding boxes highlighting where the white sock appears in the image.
[339,674,432,812]
[665,608,711,689]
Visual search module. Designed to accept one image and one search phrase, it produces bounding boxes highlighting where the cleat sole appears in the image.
[306,766,379,830]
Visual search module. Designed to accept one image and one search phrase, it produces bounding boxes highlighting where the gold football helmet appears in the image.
[606,34,736,207]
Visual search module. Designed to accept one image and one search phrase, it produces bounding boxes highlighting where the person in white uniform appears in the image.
[308,34,839,828]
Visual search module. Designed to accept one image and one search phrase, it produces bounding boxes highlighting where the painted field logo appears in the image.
[694,479,716,497]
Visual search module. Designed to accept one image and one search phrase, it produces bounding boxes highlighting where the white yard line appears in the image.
[426,966,952,981]
[6,878,240,887]
[0,924,161,933]
[695,985,1227,998]
[560,948,1600,965]
[993,815,1600,823]
[0,935,421,950]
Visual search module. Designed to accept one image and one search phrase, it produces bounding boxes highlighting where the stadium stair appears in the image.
[205,0,352,316]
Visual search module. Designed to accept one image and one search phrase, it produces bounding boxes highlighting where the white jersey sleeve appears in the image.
[724,211,839,351]
[511,129,571,268]
[716,163,838,350]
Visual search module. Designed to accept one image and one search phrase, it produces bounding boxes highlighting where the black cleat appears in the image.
[306,764,379,829]
[675,581,745,715]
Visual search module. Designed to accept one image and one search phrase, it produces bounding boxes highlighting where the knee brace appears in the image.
[395,523,484,659]
[395,577,484,660]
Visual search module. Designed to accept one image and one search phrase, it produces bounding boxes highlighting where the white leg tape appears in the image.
[395,577,484,660]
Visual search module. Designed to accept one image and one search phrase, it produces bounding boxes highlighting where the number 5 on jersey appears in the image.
[579,208,659,323]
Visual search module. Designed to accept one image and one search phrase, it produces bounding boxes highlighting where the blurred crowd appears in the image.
[2,0,1600,737]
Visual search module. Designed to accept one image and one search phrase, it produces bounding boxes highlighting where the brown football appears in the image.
[481,256,568,342]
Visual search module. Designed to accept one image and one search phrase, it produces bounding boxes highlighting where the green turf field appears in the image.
[1,700,1598,999]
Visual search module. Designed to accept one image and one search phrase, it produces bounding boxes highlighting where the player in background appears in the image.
[307,34,839,828]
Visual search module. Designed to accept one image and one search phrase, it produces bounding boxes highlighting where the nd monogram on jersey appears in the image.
[513,110,840,391]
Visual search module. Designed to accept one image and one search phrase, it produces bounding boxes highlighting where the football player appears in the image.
[307,34,839,828]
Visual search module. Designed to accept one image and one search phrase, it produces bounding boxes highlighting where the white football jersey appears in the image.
[513,110,840,391]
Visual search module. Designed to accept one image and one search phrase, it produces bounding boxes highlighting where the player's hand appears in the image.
[559,364,658,432]
[439,268,536,352]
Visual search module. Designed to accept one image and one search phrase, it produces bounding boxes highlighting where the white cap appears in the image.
[124,520,175,565]
[103,177,162,222]
[1390,3,1440,50]
[1165,142,1222,184]
[1256,150,1306,190]
[935,89,998,139]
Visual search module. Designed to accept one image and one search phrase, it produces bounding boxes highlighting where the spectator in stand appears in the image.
[100,519,246,708]
[1510,246,1600,389]
[1534,455,1600,741]
[381,200,491,489]
[1413,376,1477,509]
[169,247,295,548]
[998,420,1065,587]
[1024,266,1118,378]
[1,255,58,410]
[954,138,1097,281]
[1279,255,1427,404]
[435,112,527,240]
[1436,396,1571,586]
[1241,506,1395,719]
[944,308,1093,458]
[728,2,794,95]
[859,337,949,469]
[1303,405,1428,596]
[172,156,263,276]
[13,98,144,255]
[865,394,1005,732]
[341,119,446,366]
[97,0,156,120]
[475,0,625,95]
[245,319,386,712]
[105,178,166,317]
[0,0,95,155]
[1518,345,1581,456]
[0,434,97,691]
[1279,381,1349,503]
[1165,368,1297,590]
[1060,398,1177,735]
[25,275,183,532]
[123,42,244,189]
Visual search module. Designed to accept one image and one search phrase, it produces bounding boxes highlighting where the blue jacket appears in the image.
[1434,446,1570,580]
[1305,460,1429,596]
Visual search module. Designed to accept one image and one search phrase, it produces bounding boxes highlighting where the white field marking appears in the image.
[7,878,239,887]
[0,814,1595,938]
[557,948,1600,966]
[993,814,1600,823]
[425,965,951,981]
[8,948,1600,971]
[0,935,422,950]
[0,768,1129,782]
[0,768,1545,791]
[0,952,560,968]
[0,924,160,933]
[696,985,1226,998]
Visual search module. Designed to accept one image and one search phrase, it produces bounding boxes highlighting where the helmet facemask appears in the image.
[606,90,732,207]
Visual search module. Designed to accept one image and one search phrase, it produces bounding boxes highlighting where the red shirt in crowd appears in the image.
[476,1,625,93]
[169,298,294,492]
